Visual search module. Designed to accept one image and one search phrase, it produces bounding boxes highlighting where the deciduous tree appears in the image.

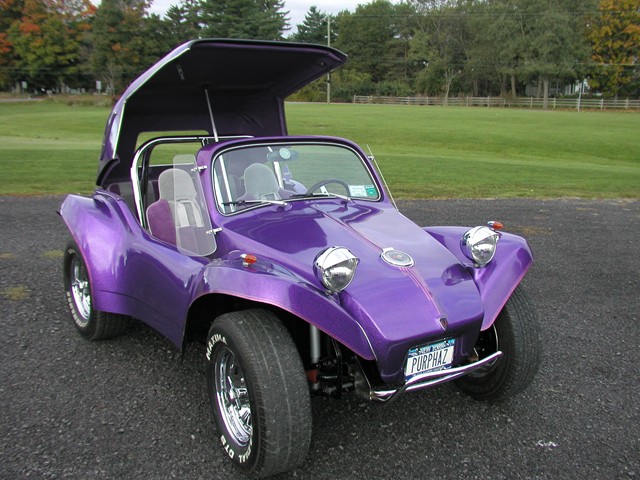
[7,0,93,91]
[588,0,640,98]
[410,0,469,101]
[518,0,595,107]
[90,0,157,94]
[0,0,23,89]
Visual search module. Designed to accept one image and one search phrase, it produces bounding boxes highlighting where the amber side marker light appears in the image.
[241,253,258,267]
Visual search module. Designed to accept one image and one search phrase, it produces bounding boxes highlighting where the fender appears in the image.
[60,192,375,360]
[60,191,209,345]
[190,256,376,362]
[424,226,534,330]
[59,191,140,315]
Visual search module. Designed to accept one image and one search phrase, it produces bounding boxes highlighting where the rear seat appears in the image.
[106,181,158,217]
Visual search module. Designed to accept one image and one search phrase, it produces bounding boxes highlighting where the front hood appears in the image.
[222,201,484,378]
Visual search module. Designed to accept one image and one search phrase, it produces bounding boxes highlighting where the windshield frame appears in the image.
[210,140,382,216]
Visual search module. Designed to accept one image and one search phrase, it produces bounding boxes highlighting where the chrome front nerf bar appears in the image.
[361,351,503,403]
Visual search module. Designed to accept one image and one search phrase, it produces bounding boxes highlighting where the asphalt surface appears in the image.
[1,196,638,479]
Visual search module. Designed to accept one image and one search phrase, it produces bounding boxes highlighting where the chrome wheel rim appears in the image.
[214,346,252,447]
[70,255,91,326]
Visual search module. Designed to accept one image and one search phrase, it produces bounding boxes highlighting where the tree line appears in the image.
[1,0,638,104]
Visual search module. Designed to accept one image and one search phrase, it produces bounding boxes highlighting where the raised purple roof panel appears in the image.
[98,39,347,186]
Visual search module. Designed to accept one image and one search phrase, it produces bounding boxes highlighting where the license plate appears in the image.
[404,339,455,380]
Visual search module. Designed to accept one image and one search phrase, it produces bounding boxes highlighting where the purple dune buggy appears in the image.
[60,39,540,477]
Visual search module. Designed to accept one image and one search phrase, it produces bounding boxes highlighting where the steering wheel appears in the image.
[305,178,351,195]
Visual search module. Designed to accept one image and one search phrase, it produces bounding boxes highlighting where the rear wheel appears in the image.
[206,309,311,478]
[455,285,541,401]
[63,240,128,340]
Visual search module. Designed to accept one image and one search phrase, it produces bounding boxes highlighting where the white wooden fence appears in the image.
[352,95,640,111]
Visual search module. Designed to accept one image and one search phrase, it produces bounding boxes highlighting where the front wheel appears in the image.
[63,240,128,340]
[205,309,311,477]
[455,285,541,401]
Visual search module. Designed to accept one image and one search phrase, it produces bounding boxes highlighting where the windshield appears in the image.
[212,143,380,214]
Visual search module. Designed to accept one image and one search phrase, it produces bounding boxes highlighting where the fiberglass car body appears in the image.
[60,39,541,478]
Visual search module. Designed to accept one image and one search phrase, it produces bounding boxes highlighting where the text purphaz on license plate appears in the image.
[405,339,455,380]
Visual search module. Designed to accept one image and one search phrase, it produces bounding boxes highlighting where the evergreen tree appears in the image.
[291,6,333,45]
[164,0,201,45]
[335,1,415,84]
[198,0,288,40]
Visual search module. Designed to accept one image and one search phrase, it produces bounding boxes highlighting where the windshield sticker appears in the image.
[349,185,378,197]
[348,185,367,197]
[365,185,378,197]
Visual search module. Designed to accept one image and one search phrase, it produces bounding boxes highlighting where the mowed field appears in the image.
[0,100,638,198]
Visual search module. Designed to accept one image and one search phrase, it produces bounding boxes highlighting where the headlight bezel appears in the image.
[314,246,359,292]
[461,226,500,267]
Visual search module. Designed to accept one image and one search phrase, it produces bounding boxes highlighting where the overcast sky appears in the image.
[148,0,372,33]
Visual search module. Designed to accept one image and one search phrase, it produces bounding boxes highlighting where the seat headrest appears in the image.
[158,168,197,201]
[243,163,280,199]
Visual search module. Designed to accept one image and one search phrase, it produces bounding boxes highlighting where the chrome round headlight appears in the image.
[314,247,359,292]
[461,226,499,267]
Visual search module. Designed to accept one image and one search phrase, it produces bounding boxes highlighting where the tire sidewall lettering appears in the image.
[66,290,84,327]
[206,332,227,361]
[207,328,258,470]
[220,432,253,464]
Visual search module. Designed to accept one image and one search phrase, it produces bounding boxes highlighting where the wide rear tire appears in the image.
[206,309,311,478]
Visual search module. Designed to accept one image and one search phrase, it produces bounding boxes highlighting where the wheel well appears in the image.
[183,294,315,364]
[185,294,384,396]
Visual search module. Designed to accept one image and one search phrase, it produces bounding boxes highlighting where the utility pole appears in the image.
[326,15,331,104]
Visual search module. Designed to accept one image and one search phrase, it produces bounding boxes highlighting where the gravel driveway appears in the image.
[1,196,638,479]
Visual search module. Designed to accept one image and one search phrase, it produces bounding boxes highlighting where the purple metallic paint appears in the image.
[61,192,208,346]
[59,190,378,364]
[211,200,486,383]
[61,135,533,385]
[62,38,535,389]
[425,227,534,330]
[98,40,347,186]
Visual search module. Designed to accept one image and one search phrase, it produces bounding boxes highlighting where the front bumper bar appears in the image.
[364,351,503,403]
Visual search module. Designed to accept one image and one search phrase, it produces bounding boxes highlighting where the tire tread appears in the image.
[209,309,311,478]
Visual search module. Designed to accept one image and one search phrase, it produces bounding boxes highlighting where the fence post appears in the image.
[625,98,629,110]
[553,97,556,109]
[600,98,604,110]
[530,97,533,108]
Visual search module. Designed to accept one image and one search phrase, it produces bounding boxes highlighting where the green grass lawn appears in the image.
[1,100,638,198]
[0,101,110,195]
